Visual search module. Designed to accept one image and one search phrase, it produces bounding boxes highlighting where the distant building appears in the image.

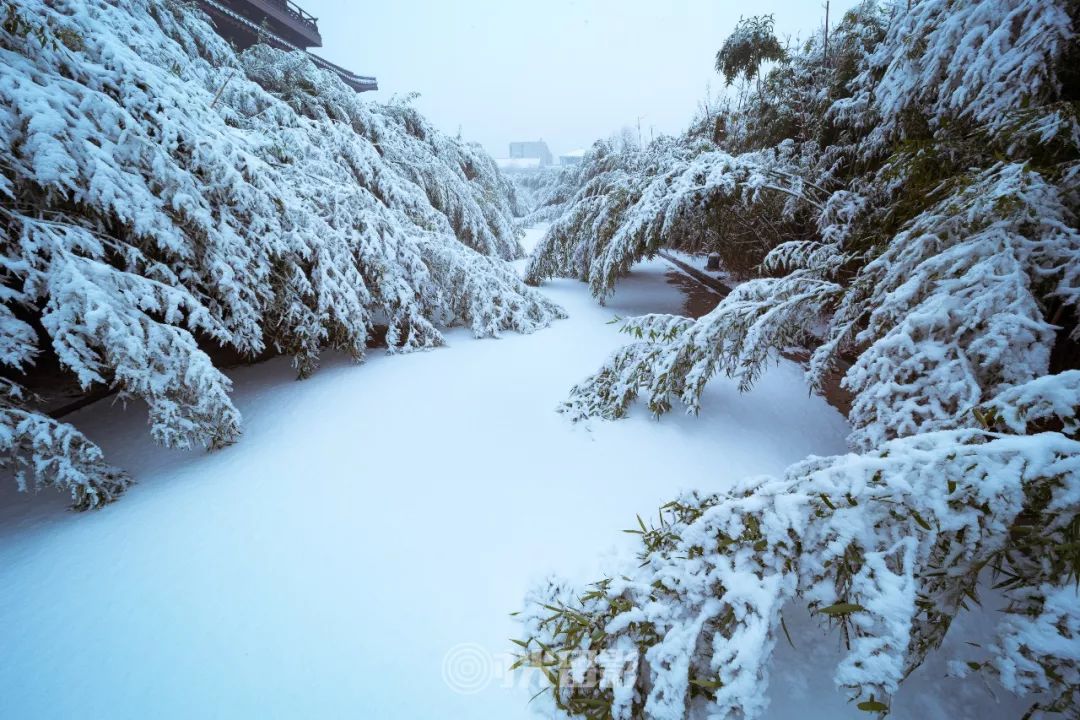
[196,0,378,92]
[509,140,553,167]
[559,149,587,166]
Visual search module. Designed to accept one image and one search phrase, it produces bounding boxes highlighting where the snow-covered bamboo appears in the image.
[519,1,1080,716]
[0,0,563,506]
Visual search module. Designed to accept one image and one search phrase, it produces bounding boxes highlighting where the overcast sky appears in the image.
[300,1,861,158]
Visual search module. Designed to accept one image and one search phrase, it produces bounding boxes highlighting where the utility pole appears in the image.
[636,115,647,147]
[823,0,830,67]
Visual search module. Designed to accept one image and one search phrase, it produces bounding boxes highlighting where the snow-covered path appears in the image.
[0,227,850,719]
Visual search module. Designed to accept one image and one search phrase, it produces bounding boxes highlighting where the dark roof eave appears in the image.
[197,1,378,94]
[306,52,378,93]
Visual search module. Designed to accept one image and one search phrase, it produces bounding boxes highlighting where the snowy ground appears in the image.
[0,226,854,718]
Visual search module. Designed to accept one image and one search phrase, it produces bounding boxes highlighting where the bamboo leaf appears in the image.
[857,699,889,712]
[689,677,723,689]
[780,613,796,650]
[819,602,867,616]
[910,509,932,531]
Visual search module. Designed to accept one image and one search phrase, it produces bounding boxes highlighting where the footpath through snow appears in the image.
[0,226,851,719]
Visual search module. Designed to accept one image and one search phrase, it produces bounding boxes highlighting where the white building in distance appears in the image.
[508,140,553,167]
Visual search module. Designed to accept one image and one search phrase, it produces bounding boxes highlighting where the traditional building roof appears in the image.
[197,0,377,93]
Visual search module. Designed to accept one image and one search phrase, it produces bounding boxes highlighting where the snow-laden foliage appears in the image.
[833,0,1079,156]
[714,14,786,88]
[0,380,126,510]
[0,0,562,506]
[562,162,1080,445]
[521,1,1079,716]
[510,164,583,224]
[835,164,1079,449]
[520,422,1080,718]
[525,137,821,294]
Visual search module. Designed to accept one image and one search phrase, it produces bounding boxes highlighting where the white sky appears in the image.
[300,1,861,158]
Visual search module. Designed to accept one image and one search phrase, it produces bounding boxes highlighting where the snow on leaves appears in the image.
[521,428,1080,718]
[520,0,1080,716]
[0,0,563,506]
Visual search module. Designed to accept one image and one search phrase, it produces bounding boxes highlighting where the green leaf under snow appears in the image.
[819,602,867,616]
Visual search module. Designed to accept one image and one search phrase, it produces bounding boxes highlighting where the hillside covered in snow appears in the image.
[0,0,562,508]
